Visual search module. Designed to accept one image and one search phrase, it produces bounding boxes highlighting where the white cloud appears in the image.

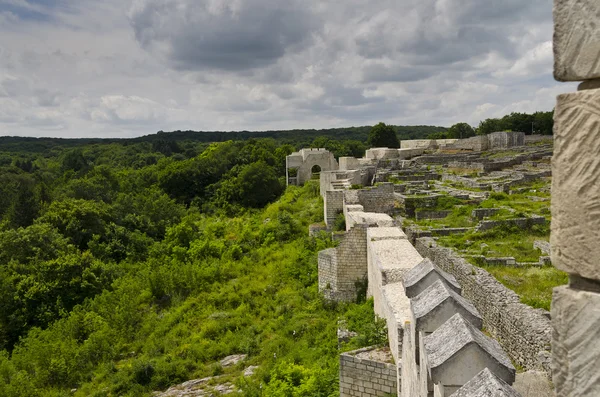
[0,0,578,138]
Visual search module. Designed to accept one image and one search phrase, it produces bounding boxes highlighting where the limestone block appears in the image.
[552,89,600,279]
[552,286,600,397]
[554,0,600,81]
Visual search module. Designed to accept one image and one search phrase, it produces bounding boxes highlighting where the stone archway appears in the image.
[311,164,322,179]
[286,149,339,186]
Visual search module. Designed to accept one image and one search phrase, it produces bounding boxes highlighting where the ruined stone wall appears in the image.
[475,216,547,232]
[356,183,396,214]
[318,248,338,300]
[318,225,368,302]
[339,347,397,397]
[324,190,344,227]
[415,210,452,220]
[488,131,525,149]
[414,237,552,373]
[447,135,489,151]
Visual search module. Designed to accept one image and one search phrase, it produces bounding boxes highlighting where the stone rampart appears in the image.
[414,237,552,373]
[324,190,344,227]
[318,225,368,302]
[339,347,397,397]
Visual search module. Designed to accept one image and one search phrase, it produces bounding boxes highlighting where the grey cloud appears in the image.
[129,0,321,72]
[352,0,550,84]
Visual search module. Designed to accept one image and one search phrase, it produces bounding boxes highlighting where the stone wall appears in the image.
[447,135,489,151]
[471,208,500,220]
[488,131,525,149]
[475,216,547,232]
[339,347,397,397]
[318,225,368,302]
[414,237,552,373]
[356,183,396,214]
[286,148,339,186]
[415,210,452,220]
[324,190,344,227]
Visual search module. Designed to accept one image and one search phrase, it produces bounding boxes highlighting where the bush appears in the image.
[333,213,346,232]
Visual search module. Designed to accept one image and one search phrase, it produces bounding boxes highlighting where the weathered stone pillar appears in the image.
[551,1,600,396]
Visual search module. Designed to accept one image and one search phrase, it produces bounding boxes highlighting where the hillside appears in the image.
[0,136,385,396]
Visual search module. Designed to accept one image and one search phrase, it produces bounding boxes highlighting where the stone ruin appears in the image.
[285,148,339,186]
[296,2,600,395]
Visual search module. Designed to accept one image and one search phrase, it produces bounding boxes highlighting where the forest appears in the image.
[0,135,390,397]
[0,114,553,396]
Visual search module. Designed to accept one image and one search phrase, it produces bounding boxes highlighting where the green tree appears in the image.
[37,199,111,250]
[367,122,400,148]
[533,110,554,135]
[476,118,504,135]
[447,123,476,139]
[215,161,283,209]
[7,176,40,228]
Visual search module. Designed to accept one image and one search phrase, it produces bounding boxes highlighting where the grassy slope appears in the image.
[0,182,382,397]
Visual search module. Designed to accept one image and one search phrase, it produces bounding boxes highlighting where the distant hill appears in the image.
[0,125,447,153]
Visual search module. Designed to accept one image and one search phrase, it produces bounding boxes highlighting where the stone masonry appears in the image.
[318,225,368,302]
[551,2,600,395]
[340,347,397,397]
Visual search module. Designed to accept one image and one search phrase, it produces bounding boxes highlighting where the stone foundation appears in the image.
[339,347,397,397]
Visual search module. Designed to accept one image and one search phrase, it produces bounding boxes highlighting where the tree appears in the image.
[476,118,504,135]
[7,176,40,228]
[215,161,283,209]
[367,122,400,148]
[446,123,476,139]
[533,110,554,135]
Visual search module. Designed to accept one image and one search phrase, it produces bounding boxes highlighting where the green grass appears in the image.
[437,222,567,311]
[482,265,568,310]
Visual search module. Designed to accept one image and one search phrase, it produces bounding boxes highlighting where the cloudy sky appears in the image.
[0,0,577,138]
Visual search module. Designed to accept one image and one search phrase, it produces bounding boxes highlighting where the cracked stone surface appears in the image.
[552,89,600,280]
[552,286,600,397]
[554,0,600,81]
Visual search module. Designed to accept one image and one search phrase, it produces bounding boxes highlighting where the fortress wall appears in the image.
[335,225,369,301]
[324,190,344,227]
[339,347,397,397]
[318,248,338,301]
[317,225,368,302]
[356,183,396,214]
[414,237,552,373]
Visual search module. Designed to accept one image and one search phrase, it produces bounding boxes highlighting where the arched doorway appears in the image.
[311,164,322,179]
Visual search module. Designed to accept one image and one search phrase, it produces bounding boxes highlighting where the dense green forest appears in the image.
[0,137,390,397]
[0,125,445,155]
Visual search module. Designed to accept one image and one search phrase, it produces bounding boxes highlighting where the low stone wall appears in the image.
[431,227,471,236]
[475,216,547,232]
[414,237,552,373]
[400,194,441,217]
[308,223,328,236]
[339,347,397,397]
[415,210,452,220]
[471,208,500,220]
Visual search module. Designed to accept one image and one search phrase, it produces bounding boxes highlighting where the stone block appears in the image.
[552,89,600,280]
[552,286,600,397]
[553,0,600,81]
